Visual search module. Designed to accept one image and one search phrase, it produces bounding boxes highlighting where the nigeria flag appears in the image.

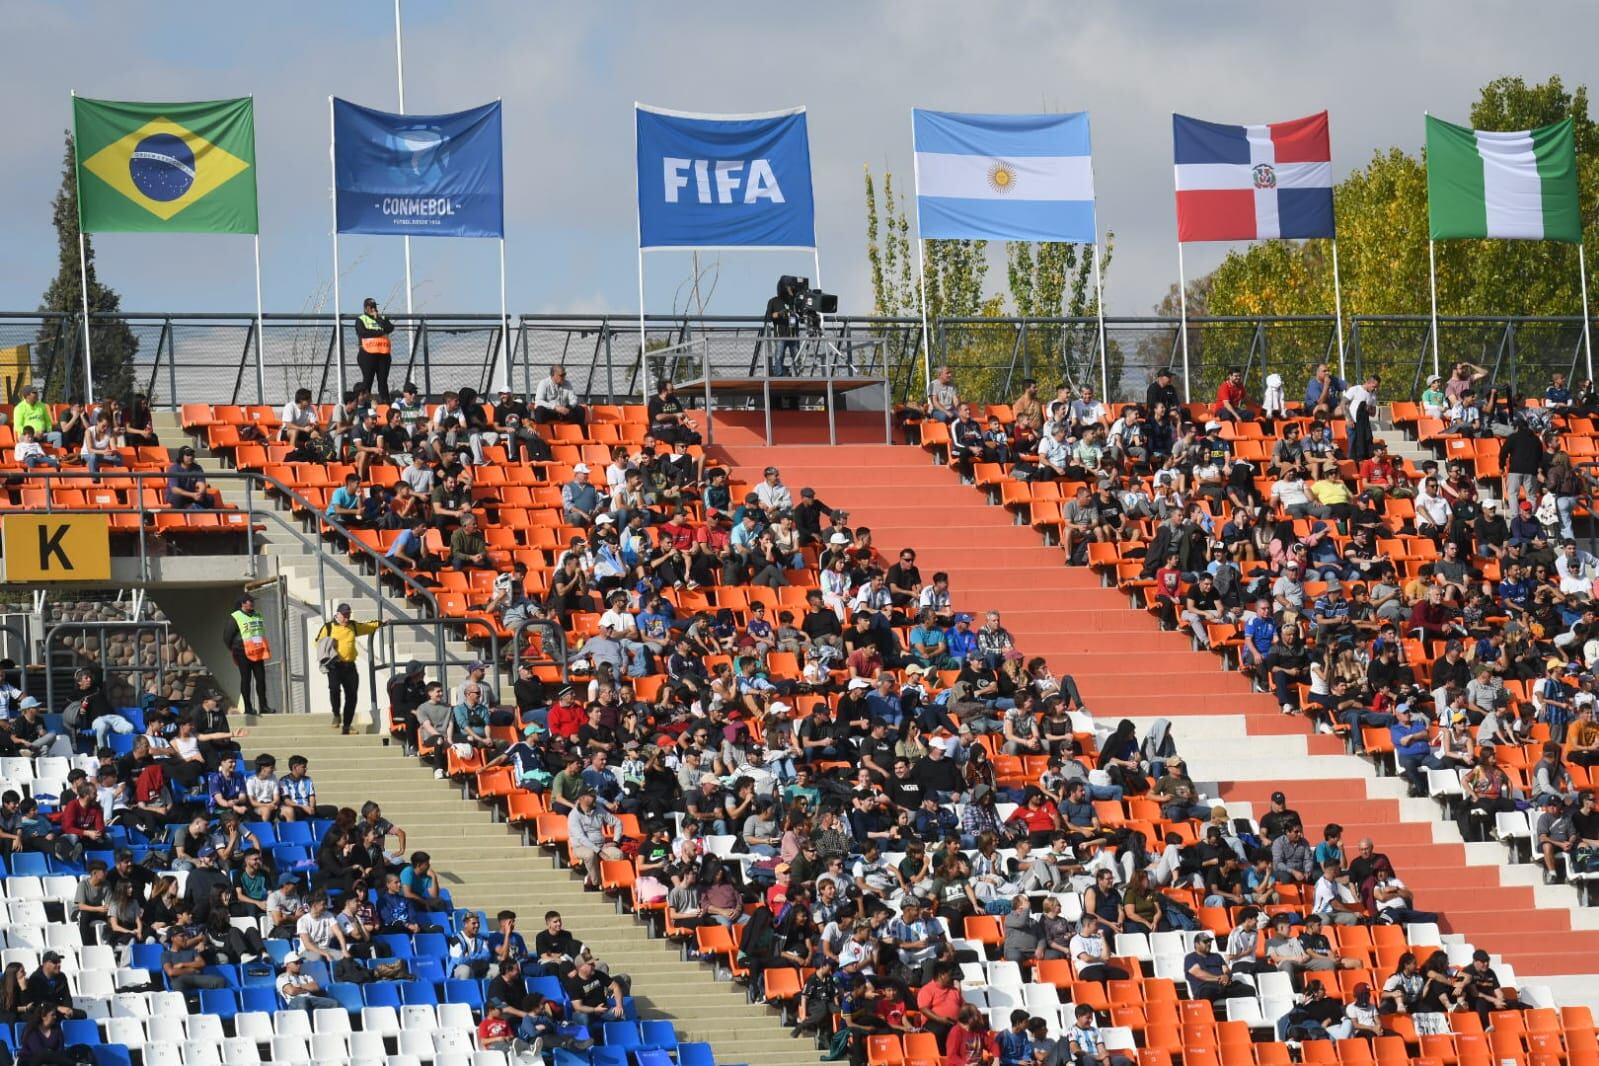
[73,97,258,234]
[1426,114,1581,242]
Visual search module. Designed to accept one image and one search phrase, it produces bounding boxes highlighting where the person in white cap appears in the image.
[562,463,601,526]
[276,951,340,1011]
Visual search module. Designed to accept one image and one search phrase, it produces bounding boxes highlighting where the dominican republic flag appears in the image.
[1173,111,1334,242]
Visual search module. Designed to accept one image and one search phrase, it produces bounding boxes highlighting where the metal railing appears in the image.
[8,310,1592,410]
[12,468,481,715]
[41,620,170,713]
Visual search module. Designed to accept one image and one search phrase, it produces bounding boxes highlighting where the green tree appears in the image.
[1205,76,1598,392]
[36,131,138,402]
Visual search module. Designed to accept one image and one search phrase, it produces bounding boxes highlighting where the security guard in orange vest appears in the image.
[225,592,273,716]
[354,297,395,403]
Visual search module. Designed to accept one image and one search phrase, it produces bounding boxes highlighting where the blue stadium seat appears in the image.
[270,844,310,868]
[198,988,239,1021]
[130,944,164,972]
[618,996,638,1021]
[244,822,277,845]
[9,852,48,878]
[639,1020,678,1052]
[326,982,365,1013]
[442,978,484,1011]
[633,1051,674,1066]
[107,733,135,757]
[63,1020,99,1045]
[411,957,445,984]
[262,939,293,964]
[413,932,448,960]
[307,819,333,841]
[239,985,278,1014]
[676,1042,715,1066]
[601,1022,641,1050]
[92,1046,134,1066]
[398,980,437,1005]
[527,975,567,1006]
[302,960,332,987]
[201,965,241,989]
[362,982,403,1010]
[375,934,413,959]
[241,964,277,987]
[588,1050,629,1066]
[548,1049,587,1066]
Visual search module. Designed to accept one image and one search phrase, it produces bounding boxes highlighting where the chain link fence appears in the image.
[2,311,1590,410]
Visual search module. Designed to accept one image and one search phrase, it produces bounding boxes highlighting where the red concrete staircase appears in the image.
[710,428,1599,980]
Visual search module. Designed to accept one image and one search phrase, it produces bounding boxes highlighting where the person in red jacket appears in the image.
[546,686,587,739]
[945,1002,1000,1065]
[59,782,106,843]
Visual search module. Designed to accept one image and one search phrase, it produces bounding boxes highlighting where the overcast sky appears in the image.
[2,1,1593,322]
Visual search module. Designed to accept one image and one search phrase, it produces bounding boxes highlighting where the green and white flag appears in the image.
[1425,114,1581,243]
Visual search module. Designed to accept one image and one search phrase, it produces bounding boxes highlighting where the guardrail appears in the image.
[11,467,467,715]
[6,310,1592,408]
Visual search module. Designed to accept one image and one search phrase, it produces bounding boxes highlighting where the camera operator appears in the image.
[764,277,802,377]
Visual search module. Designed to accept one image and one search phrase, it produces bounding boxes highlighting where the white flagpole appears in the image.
[70,90,95,405]
[1330,238,1347,380]
[496,237,510,393]
[329,96,346,398]
[77,232,95,406]
[1176,242,1192,404]
[1092,242,1109,400]
[1427,238,1441,380]
[909,116,933,398]
[636,249,648,402]
[394,0,413,321]
[1581,243,1595,383]
[253,235,267,402]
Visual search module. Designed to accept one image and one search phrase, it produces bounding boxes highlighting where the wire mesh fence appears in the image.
[1,311,1590,410]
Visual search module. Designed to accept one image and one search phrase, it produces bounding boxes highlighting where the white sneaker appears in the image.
[1317,722,1334,734]
[1281,703,1296,715]
[434,768,446,779]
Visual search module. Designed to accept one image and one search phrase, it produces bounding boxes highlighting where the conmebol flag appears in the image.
[636,104,815,249]
[334,98,504,238]
[912,110,1097,244]
[1173,111,1333,242]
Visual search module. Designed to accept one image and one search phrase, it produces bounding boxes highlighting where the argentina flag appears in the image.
[912,110,1097,243]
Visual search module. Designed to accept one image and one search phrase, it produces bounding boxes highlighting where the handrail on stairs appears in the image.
[11,467,452,716]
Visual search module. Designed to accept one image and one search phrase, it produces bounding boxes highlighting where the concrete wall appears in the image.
[150,585,248,706]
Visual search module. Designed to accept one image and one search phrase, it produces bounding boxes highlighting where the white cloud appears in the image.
[1,0,1594,324]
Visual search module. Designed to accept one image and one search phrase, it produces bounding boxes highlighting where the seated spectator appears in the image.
[276,951,340,1012]
[534,365,586,425]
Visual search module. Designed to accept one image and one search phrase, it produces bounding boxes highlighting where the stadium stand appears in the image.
[8,358,1599,1066]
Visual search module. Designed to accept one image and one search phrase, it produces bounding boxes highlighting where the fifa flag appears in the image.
[1173,111,1334,242]
[912,110,1097,244]
[636,105,816,249]
[1426,115,1581,242]
[334,99,504,238]
[73,97,257,234]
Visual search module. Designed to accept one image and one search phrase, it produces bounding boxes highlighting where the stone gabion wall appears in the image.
[44,599,217,705]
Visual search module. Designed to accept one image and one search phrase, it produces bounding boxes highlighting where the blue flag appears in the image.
[636,105,815,249]
[334,98,504,238]
[912,110,1097,244]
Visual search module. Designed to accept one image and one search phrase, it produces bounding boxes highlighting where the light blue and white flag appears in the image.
[912,110,1097,243]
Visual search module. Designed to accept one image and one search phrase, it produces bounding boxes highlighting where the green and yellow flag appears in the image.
[73,96,258,234]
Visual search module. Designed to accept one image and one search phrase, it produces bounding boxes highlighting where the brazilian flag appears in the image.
[73,96,258,234]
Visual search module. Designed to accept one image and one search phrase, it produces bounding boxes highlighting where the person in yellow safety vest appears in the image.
[354,297,395,403]
[225,593,274,716]
[319,602,383,734]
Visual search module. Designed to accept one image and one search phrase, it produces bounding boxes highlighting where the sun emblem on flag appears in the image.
[1252,164,1277,190]
[987,160,1017,194]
